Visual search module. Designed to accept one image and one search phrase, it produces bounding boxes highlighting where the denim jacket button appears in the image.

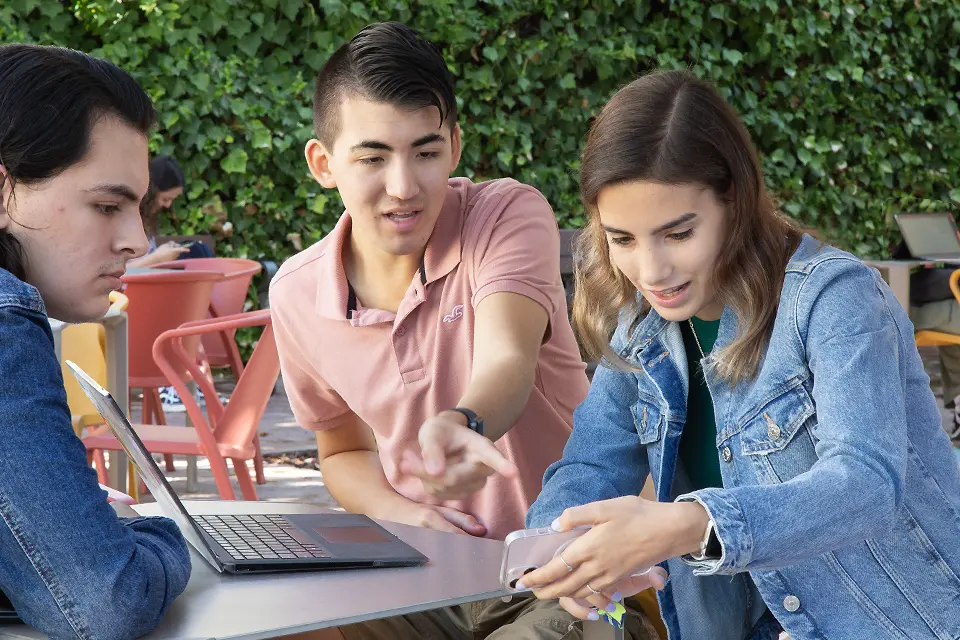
[783,595,801,612]
[767,424,782,439]
[721,446,733,463]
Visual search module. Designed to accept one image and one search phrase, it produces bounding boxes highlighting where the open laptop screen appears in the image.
[895,213,960,258]
[66,361,222,570]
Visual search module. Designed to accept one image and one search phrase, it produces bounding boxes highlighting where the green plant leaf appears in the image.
[221,148,248,174]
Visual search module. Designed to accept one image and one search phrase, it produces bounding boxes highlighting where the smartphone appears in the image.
[500,525,591,592]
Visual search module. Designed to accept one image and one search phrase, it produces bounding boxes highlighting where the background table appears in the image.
[0,501,622,639]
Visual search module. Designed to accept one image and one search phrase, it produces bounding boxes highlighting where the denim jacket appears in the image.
[0,268,191,639]
[528,236,960,639]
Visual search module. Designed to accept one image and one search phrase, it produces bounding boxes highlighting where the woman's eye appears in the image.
[609,236,633,247]
[667,229,693,242]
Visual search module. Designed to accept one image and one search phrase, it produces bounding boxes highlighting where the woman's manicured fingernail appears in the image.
[550,518,561,531]
[587,612,599,621]
[605,602,618,612]
[612,591,623,602]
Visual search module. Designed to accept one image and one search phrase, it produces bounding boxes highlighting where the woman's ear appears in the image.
[0,167,10,231]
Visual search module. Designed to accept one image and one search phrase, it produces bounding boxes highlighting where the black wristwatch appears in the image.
[447,407,484,436]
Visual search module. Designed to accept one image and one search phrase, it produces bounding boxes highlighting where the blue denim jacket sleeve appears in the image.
[527,351,649,528]
[0,301,191,639]
[678,257,908,575]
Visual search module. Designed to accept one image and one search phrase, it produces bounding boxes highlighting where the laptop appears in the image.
[67,361,428,574]
[894,213,960,260]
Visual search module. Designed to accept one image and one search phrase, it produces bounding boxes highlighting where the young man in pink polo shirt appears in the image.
[270,22,657,640]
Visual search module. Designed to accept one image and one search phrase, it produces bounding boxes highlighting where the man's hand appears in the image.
[380,500,487,537]
[399,411,518,500]
[152,241,189,262]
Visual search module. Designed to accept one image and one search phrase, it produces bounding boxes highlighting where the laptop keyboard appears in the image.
[196,514,332,561]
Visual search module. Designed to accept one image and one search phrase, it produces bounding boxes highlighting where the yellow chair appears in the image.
[60,292,138,497]
[915,269,960,347]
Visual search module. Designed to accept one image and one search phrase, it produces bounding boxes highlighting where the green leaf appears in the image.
[280,0,300,20]
[237,34,262,57]
[797,149,812,165]
[559,73,576,89]
[722,49,743,66]
[221,148,248,174]
[483,46,500,63]
[191,73,211,92]
[251,127,273,149]
[310,194,329,214]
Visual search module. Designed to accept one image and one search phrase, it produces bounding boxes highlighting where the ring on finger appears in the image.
[558,554,574,573]
[586,583,601,596]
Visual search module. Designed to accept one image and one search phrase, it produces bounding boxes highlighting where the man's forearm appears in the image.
[456,353,536,441]
[320,450,419,519]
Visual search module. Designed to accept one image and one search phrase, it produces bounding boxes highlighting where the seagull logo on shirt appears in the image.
[442,304,464,323]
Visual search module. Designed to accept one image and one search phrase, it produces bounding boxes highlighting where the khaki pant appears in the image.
[911,300,960,404]
[330,594,659,640]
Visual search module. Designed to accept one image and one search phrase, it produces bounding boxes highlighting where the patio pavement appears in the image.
[135,348,960,507]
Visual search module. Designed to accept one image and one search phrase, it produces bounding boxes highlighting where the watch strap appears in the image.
[447,407,484,436]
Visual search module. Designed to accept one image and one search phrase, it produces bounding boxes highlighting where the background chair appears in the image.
[83,310,279,500]
[915,269,960,347]
[122,269,221,472]
[154,257,267,484]
[62,291,130,434]
[155,257,263,380]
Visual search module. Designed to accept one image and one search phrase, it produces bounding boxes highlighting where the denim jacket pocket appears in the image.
[630,401,663,444]
[739,383,818,483]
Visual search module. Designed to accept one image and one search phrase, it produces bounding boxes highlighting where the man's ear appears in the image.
[304,139,337,189]
[449,123,463,174]
[0,166,10,231]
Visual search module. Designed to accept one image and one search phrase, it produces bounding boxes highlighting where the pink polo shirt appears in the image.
[269,177,588,540]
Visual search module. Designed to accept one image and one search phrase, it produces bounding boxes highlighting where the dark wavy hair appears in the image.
[312,22,457,147]
[0,44,154,280]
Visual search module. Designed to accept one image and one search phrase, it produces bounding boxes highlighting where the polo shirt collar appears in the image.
[313,184,464,321]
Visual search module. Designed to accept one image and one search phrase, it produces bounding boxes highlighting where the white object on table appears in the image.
[50,308,130,491]
[0,500,623,639]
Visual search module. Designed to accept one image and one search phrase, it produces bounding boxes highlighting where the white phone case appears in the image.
[500,525,591,591]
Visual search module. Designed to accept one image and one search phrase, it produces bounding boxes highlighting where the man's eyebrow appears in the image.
[651,212,697,235]
[412,133,445,147]
[85,183,140,202]
[349,133,446,154]
[351,140,392,152]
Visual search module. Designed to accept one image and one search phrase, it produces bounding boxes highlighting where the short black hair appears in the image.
[149,155,184,191]
[312,22,457,148]
[0,44,154,280]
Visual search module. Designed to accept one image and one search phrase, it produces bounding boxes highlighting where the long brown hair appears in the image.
[574,70,801,385]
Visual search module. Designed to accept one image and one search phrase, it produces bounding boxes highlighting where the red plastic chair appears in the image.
[152,258,267,484]
[153,258,262,380]
[122,269,221,472]
[83,310,279,501]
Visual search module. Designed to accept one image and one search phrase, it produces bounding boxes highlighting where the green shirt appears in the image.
[678,316,723,490]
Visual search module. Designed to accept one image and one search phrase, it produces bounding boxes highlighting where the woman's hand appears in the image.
[517,496,709,616]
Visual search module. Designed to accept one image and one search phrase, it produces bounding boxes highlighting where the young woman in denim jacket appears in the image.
[0,45,191,638]
[520,70,960,639]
